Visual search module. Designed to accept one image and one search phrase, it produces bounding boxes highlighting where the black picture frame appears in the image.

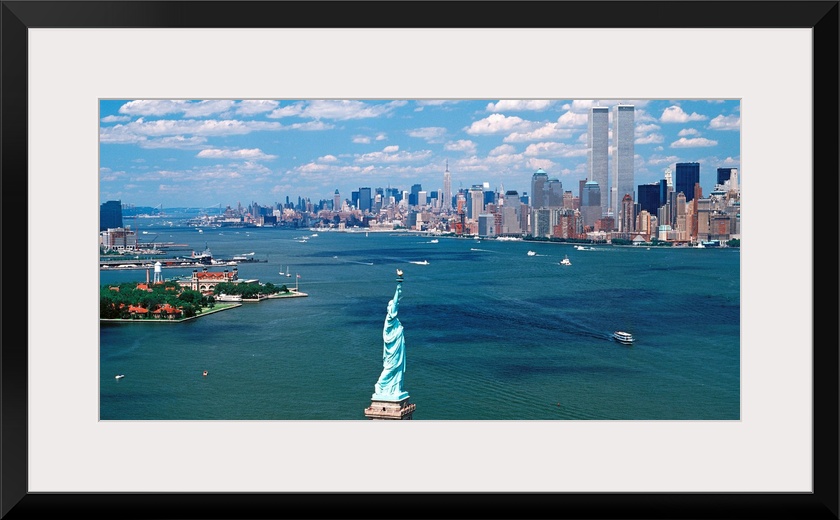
[2,1,837,518]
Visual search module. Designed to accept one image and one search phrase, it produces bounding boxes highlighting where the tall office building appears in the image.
[588,106,609,218]
[637,182,660,216]
[530,168,549,209]
[500,190,521,235]
[612,104,635,219]
[620,194,635,233]
[546,177,563,208]
[409,184,422,206]
[717,167,739,191]
[580,180,601,228]
[477,214,495,237]
[675,162,700,202]
[716,167,734,186]
[468,184,484,220]
[443,160,452,210]
[333,189,341,211]
[358,187,372,213]
[100,200,123,231]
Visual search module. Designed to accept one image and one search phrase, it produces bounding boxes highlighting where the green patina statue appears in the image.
[372,270,409,401]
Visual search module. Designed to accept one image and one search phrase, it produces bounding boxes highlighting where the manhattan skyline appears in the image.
[99,98,741,209]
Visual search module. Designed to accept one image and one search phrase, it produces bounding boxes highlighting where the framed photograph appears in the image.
[4,1,837,518]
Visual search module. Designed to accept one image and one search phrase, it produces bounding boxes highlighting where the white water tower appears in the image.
[153,261,162,283]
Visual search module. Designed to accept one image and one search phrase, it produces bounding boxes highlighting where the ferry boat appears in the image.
[216,293,243,302]
[612,331,635,345]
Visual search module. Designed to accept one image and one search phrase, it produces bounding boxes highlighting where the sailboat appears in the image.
[285,266,291,277]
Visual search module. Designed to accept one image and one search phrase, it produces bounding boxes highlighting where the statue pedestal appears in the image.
[364,396,416,420]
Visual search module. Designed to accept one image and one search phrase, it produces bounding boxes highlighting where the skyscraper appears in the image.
[530,168,549,209]
[546,177,563,208]
[612,104,635,219]
[637,182,660,216]
[580,180,601,228]
[468,184,484,220]
[675,162,700,202]
[409,183,422,206]
[358,187,372,213]
[443,160,452,210]
[588,106,609,218]
[100,200,123,231]
[333,189,341,211]
[717,167,739,190]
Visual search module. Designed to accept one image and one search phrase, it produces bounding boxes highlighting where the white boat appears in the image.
[285,266,291,277]
[410,260,429,265]
[560,255,571,266]
[115,374,125,380]
[527,251,537,256]
[429,239,439,244]
[575,245,594,251]
[612,331,635,344]
[216,293,243,302]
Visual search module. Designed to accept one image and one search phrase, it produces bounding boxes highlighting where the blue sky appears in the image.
[99,99,740,210]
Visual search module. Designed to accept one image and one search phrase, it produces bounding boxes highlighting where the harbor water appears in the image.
[100,227,740,420]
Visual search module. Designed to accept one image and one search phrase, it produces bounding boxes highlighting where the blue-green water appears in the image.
[100,227,740,420]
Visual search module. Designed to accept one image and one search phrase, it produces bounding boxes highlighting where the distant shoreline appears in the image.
[100,291,308,323]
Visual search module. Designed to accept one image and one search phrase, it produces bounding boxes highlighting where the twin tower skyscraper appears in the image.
[587,104,635,221]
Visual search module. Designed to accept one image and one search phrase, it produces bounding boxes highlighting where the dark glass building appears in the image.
[717,167,735,186]
[675,162,700,202]
[637,182,661,215]
[358,187,372,213]
[407,184,421,206]
[100,200,123,231]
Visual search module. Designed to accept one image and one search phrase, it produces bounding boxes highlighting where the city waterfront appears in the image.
[100,226,740,420]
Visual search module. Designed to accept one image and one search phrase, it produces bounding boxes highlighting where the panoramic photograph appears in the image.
[99,98,741,420]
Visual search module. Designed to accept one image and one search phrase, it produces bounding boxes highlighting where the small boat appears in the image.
[115,374,125,380]
[430,239,439,244]
[285,266,291,277]
[202,370,208,377]
[560,255,571,266]
[527,251,537,256]
[410,260,429,265]
[612,331,635,344]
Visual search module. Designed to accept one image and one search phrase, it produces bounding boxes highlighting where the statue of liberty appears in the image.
[372,270,409,401]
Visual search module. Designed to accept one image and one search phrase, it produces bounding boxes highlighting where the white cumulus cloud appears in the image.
[196,148,277,161]
[670,137,718,148]
[661,105,708,123]
[708,114,741,130]
[465,113,533,135]
[444,140,477,154]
